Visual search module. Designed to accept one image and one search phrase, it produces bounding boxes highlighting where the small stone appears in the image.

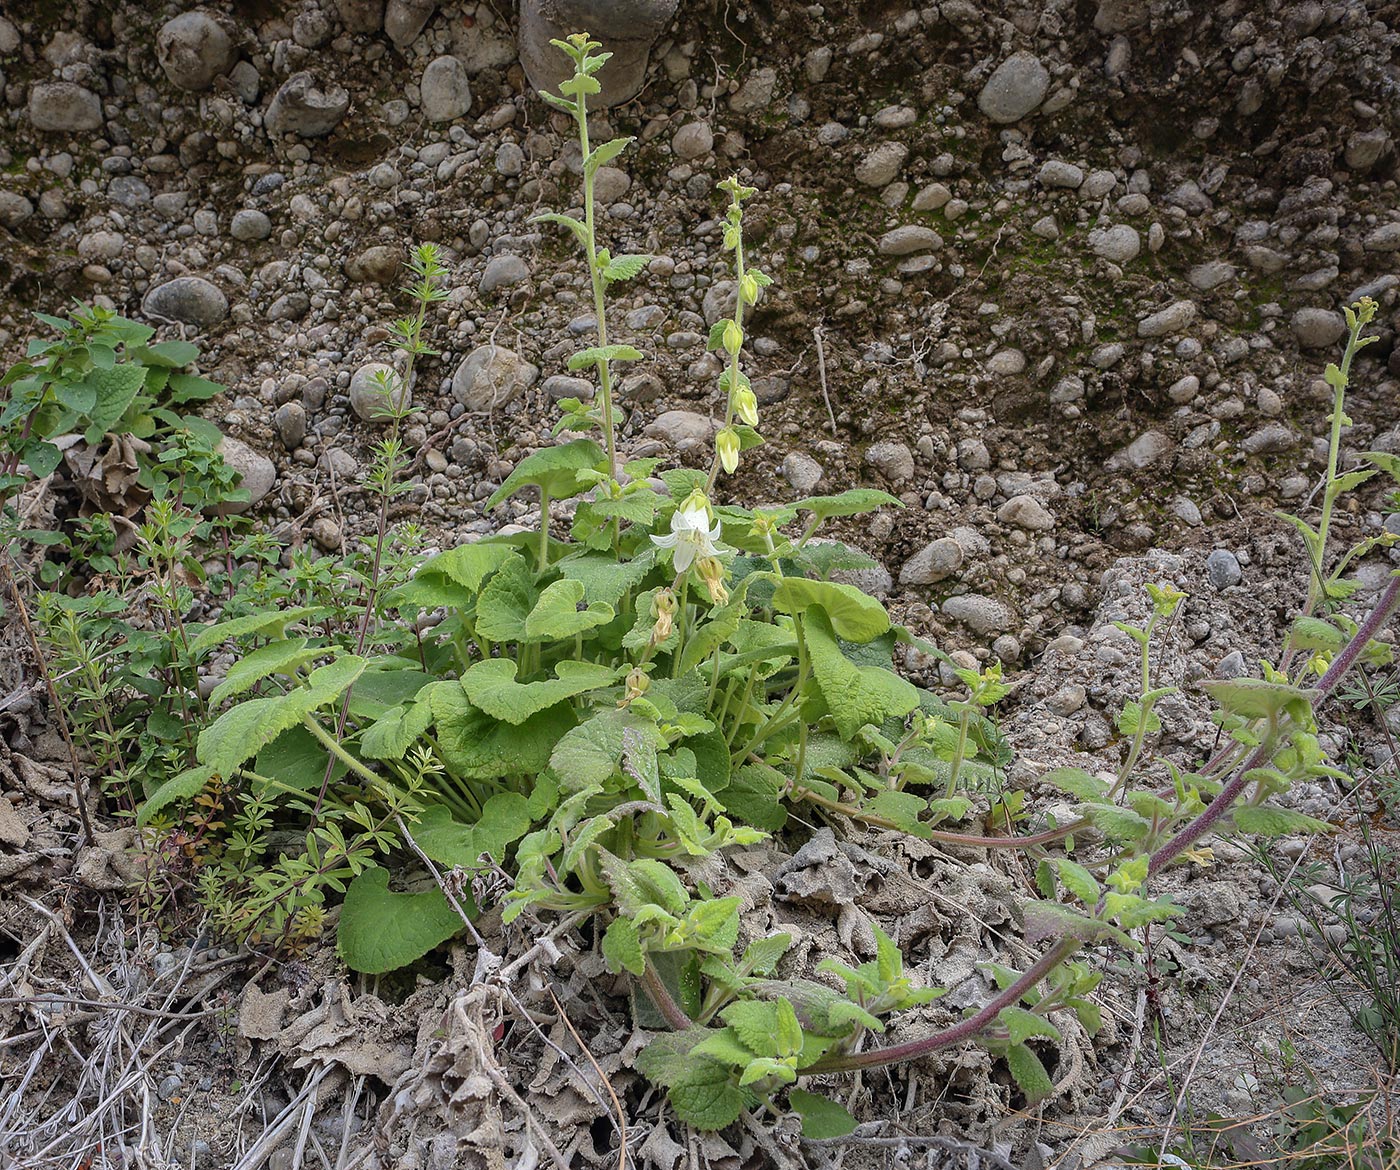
[805,46,833,82]
[672,121,714,160]
[156,12,236,92]
[0,192,34,228]
[865,440,914,483]
[273,403,307,449]
[216,436,276,512]
[1291,307,1346,349]
[345,245,402,284]
[1188,261,1236,291]
[230,209,272,241]
[385,0,437,47]
[452,345,538,412]
[1215,650,1248,678]
[420,56,471,123]
[1167,374,1199,403]
[542,374,593,401]
[311,517,342,552]
[1030,215,1059,240]
[1137,301,1197,338]
[158,1075,183,1102]
[265,73,349,138]
[782,451,823,493]
[334,0,384,33]
[913,182,952,211]
[855,142,909,187]
[877,225,941,255]
[1119,430,1173,469]
[29,82,103,132]
[992,634,1021,664]
[1172,496,1202,525]
[729,67,777,113]
[1363,222,1400,252]
[143,277,228,328]
[977,52,1050,123]
[1038,159,1084,188]
[1206,549,1242,590]
[479,254,530,295]
[997,494,1055,531]
[350,363,408,422]
[987,348,1026,375]
[899,537,963,585]
[1240,423,1295,455]
[943,593,1015,634]
[495,142,524,176]
[644,410,714,450]
[1046,683,1086,716]
[593,167,630,204]
[1089,223,1140,263]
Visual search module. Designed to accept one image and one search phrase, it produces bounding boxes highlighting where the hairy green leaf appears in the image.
[486,438,607,509]
[772,577,890,643]
[191,605,322,653]
[804,609,919,740]
[602,917,645,975]
[1006,1043,1055,1103]
[136,764,214,827]
[793,488,903,522]
[473,555,536,643]
[461,659,619,724]
[788,1089,857,1139]
[1230,806,1333,836]
[337,866,464,974]
[210,638,324,706]
[431,683,572,780]
[522,578,615,641]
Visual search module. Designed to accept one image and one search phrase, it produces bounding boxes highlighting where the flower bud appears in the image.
[716,427,740,474]
[651,588,677,643]
[733,385,759,427]
[694,555,730,606]
[740,273,759,305]
[622,666,651,705]
[722,319,743,357]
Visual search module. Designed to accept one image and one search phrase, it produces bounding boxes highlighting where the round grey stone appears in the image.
[385,0,437,46]
[344,245,401,284]
[977,52,1050,123]
[542,374,594,402]
[29,83,103,133]
[1137,301,1197,338]
[273,403,307,449]
[156,12,236,92]
[479,254,530,295]
[350,363,408,422]
[1038,159,1084,188]
[142,277,228,328]
[643,410,714,451]
[1089,224,1140,264]
[864,440,914,483]
[451,345,538,412]
[672,121,714,161]
[1291,307,1346,349]
[420,56,471,123]
[0,192,34,228]
[997,494,1055,531]
[855,142,908,187]
[495,142,525,176]
[782,451,823,494]
[899,537,963,585]
[230,209,272,241]
[1206,549,1242,591]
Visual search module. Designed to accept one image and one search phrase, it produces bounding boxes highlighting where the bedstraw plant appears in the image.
[116,39,1400,1139]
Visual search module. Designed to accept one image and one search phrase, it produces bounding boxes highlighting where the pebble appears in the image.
[349,363,407,422]
[865,440,914,483]
[274,403,307,449]
[1362,222,1400,252]
[385,0,437,47]
[1119,430,1173,469]
[479,254,530,295]
[1215,650,1248,678]
[143,277,228,328]
[1137,301,1197,338]
[1240,423,1295,455]
[729,67,777,113]
[265,73,350,138]
[230,209,272,241]
[156,12,236,91]
[421,56,471,122]
[1088,224,1140,263]
[644,410,714,450]
[1046,683,1086,716]
[1291,308,1346,349]
[876,226,941,256]
[899,537,963,585]
[672,121,714,160]
[855,142,909,188]
[987,349,1026,375]
[1188,261,1236,291]
[495,142,524,176]
[29,83,103,132]
[217,436,276,511]
[782,451,823,493]
[977,52,1050,123]
[1038,160,1084,189]
[1206,549,1242,590]
[943,594,1016,634]
[451,345,538,411]
[0,193,34,227]
[997,494,1055,531]
[913,182,952,211]
[345,245,402,284]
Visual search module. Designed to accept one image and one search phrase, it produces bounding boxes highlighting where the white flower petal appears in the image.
[673,543,697,572]
[651,533,679,549]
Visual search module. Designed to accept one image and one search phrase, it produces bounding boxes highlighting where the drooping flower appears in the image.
[716,427,740,474]
[694,555,730,606]
[650,588,677,643]
[650,500,721,572]
[733,385,759,427]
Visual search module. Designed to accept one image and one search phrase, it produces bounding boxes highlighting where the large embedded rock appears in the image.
[156,12,236,92]
[420,56,471,123]
[265,73,349,138]
[451,345,539,411]
[519,0,680,108]
[142,277,228,328]
[976,52,1049,123]
[29,83,103,132]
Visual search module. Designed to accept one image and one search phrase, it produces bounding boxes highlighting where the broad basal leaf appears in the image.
[209,638,324,706]
[431,682,573,780]
[337,866,464,974]
[772,577,890,642]
[793,488,902,522]
[473,554,536,643]
[521,578,614,641]
[486,438,606,509]
[788,1089,858,1139]
[804,609,918,740]
[461,658,620,724]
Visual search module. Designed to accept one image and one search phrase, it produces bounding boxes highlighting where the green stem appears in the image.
[944,708,971,799]
[575,105,617,480]
[538,488,551,572]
